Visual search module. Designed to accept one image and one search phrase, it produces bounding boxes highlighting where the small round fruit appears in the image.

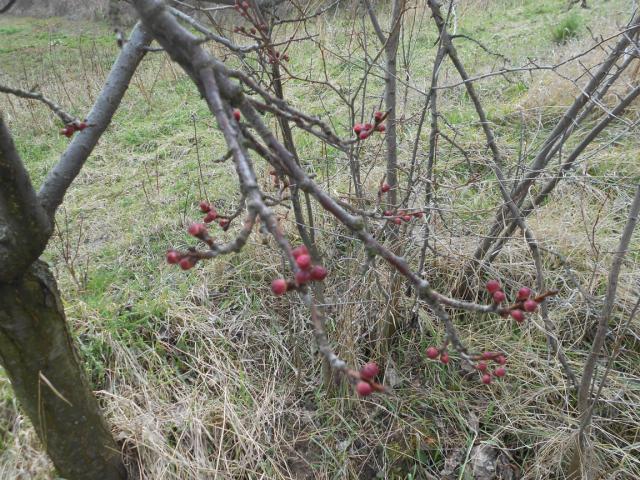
[374,111,383,121]
[524,300,538,312]
[360,362,379,381]
[494,367,506,378]
[481,374,492,385]
[413,211,424,218]
[77,121,88,130]
[218,218,230,229]
[233,109,241,121]
[179,257,195,270]
[440,352,450,364]
[310,265,328,281]
[356,381,373,396]
[517,287,531,301]
[402,215,412,222]
[295,270,311,285]
[486,279,501,294]
[376,124,386,132]
[381,183,391,193]
[271,278,287,296]
[295,254,312,270]
[199,201,211,213]
[426,347,439,359]
[393,217,402,225]
[166,250,180,264]
[364,123,373,131]
[510,309,525,322]
[383,210,393,217]
[353,124,363,134]
[292,245,309,258]
[492,290,506,303]
[476,362,488,372]
[204,211,218,223]
[496,355,507,365]
[359,131,369,140]
[188,223,206,237]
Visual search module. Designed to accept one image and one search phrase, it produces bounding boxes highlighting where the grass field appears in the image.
[1,0,640,478]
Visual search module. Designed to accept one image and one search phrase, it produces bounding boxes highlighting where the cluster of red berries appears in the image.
[354,112,386,140]
[271,245,328,295]
[59,121,88,138]
[355,362,382,397]
[486,279,539,323]
[166,248,197,270]
[199,201,230,231]
[265,50,290,64]
[426,346,507,385]
[382,207,423,225]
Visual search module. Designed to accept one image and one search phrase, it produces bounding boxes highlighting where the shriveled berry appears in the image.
[310,265,328,281]
[383,210,393,217]
[364,123,373,131]
[356,381,373,396]
[271,278,287,296]
[496,355,507,365]
[381,183,391,193]
[481,374,492,385]
[179,257,195,270]
[166,250,180,264]
[295,254,312,270]
[204,210,218,223]
[494,367,506,378]
[440,352,450,364]
[233,109,241,121]
[359,131,369,140]
[374,111,383,121]
[492,290,506,303]
[476,362,488,372]
[426,347,439,359]
[188,223,206,237]
[292,245,309,258]
[360,362,379,381]
[486,279,501,294]
[376,124,386,132]
[510,309,525,322]
[517,287,531,301]
[199,201,212,213]
[295,270,311,285]
[402,215,412,222]
[393,217,402,225]
[524,299,538,312]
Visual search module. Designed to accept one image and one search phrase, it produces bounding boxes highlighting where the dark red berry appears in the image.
[310,265,328,281]
[374,111,383,121]
[166,250,180,264]
[376,124,386,132]
[402,215,412,222]
[492,290,506,303]
[271,278,287,296]
[413,211,424,218]
[204,210,218,223]
[383,210,393,217]
[524,299,538,312]
[218,218,230,230]
[295,270,311,285]
[188,223,206,237]
[393,217,402,225]
[486,280,501,294]
[356,381,373,396]
[496,355,507,365]
[481,374,492,385]
[77,121,88,130]
[199,201,211,213]
[494,367,506,378]
[440,352,450,364]
[233,109,241,121]
[360,362,379,381]
[296,254,312,270]
[517,287,531,301]
[381,183,391,193]
[476,362,488,372]
[426,347,439,359]
[482,351,493,360]
[179,257,195,270]
[359,131,369,140]
[510,309,525,322]
[292,245,309,258]
[364,123,373,131]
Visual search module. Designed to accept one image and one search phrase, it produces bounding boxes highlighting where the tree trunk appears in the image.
[0,260,126,480]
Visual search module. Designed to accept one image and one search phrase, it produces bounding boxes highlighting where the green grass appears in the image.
[551,12,583,43]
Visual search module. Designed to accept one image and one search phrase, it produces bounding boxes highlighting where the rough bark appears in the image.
[0,261,126,479]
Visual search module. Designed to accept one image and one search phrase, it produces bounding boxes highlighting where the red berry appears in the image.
[413,211,424,218]
[494,367,506,378]
[188,223,206,237]
[233,109,241,121]
[524,299,538,312]
[440,352,450,364]
[510,309,525,322]
[199,201,211,213]
[481,374,492,385]
[364,123,373,131]
[359,131,369,140]
[296,254,312,270]
[360,362,379,381]
[381,183,391,193]
[402,215,412,222]
[486,279,501,294]
[166,250,180,264]
[496,355,507,365]
[393,217,402,225]
[179,257,195,270]
[218,218,230,230]
[353,124,362,134]
[295,270,311,285]
[356,381,373,396]
[383,210,393,217]
[517,287,531,301]
[476,362,488,372]
[204,210,218,223]
[376,124,386,132]
[77,121,88,130]
[492,290,506,303]
[292,245,309,258]
[426,347,439,359]
[271,278,287,296]
[310,265,328,281]
[482,351,493,360]
[374,111,383,121]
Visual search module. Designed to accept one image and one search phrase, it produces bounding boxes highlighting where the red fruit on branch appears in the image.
[179,257,195,270]
[374,111,383,121]
[524,299,538,312]
[492,290,506,303]
[204,210,218,223]
[292,245,309,258]
[295,270,311,285]
[360,362,379,381]
[364,123,373,131]
[517,287,531,301]
[310,265,328,281]
[188,223,206,237]
[494,367,506,378]
[356,381,373,396]
[383,210,393,217]
[393,217,402,225]
[481,374,492,385]
[233,109,241,121]
[353,124,362,134]
[413,211,424,218]
[166,250,180,264]
[482,351,493,360]
[376,124,386,132]
[486,279,501,294]
[77,121,88,130]
[402,215,412,222]
[271,278,287,296]
[381,183,391,193]
[199,201,212,213]
[426,347,439,359]
[440,352,450,364]
[510,309,525,322]
[476,362,488,372]
[218,218,230,230]
[295,254,312,270]
[496,355,507,365]
[359,131,369,140]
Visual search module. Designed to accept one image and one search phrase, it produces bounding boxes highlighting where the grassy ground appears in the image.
[1,0,640,478]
